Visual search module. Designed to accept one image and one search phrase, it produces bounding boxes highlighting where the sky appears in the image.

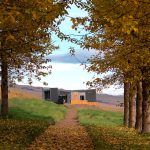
[20,4,124,95]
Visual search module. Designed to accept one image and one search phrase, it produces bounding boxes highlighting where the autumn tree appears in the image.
[124,82,130,127]
[0,0,67,117]
[70,0,150,132]
[135,81,143,131]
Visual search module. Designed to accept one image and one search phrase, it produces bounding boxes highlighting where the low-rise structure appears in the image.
[42,88,96,104]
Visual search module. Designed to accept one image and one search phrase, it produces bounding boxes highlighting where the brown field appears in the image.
[7,88,39,100]
[71,103,123,113]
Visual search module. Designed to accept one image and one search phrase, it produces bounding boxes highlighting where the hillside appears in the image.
[7,84,42,99]
[14,84,43,98]
[96,93,123,105]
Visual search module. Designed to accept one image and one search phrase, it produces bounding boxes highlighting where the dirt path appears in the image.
[27,106,94,150]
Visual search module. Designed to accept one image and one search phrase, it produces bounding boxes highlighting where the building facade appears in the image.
[42,88,96,103]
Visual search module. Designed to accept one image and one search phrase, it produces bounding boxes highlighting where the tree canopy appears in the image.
[0,0,67,83]
[0,0,67,117]
[70,0,150,133]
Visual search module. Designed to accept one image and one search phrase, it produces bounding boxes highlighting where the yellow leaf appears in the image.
[6,34,15,41]
[32,11,37,19]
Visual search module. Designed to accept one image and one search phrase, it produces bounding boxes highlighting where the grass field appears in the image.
[9,98,67,122]
[78,109,150,150]
[78,109,123,127]
[0,98,67,149]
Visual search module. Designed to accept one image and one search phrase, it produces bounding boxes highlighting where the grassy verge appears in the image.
[9,98,67,123]
[0,98,67,149]
[78,109,123,127]
[78,109,150,150]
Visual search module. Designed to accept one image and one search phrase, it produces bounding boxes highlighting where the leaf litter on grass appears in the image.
[27,106,94,150]
[27,126,94,150]
[86,126,150,150]
[0,119,49,149]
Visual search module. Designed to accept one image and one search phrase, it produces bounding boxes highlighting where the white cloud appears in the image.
[51,63,81,72]
[102,85,123,95]
[18,62,123,95]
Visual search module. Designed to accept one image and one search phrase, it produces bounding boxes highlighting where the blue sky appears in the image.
[20,4,123,95]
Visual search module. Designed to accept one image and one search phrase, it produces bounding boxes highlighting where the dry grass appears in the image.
[96,102,123,112]
[8,88,39,100]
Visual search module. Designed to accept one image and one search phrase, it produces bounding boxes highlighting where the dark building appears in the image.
[42,88,96,103]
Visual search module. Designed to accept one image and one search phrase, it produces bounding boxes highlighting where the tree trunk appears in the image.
[124,82,130,127]
[135,81,143,132]
[129,84,136,128]
[1,55,9,118]
[142,79,150,133]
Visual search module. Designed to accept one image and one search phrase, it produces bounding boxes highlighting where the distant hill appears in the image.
[96,93,123,105]
[12,84,43,99]
[7,84,124,103]
[3,84,43,99]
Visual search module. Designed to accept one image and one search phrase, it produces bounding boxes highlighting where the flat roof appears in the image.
[43,88,95,92]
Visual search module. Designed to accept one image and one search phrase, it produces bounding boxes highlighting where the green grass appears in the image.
[78,109,150,150]
[9,98,67,123]
[78,109,123,127]
[0,98,67,149]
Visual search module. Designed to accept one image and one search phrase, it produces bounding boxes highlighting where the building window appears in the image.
[80,95,85,100]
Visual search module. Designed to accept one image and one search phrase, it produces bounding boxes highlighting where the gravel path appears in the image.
[27,106,94,150]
